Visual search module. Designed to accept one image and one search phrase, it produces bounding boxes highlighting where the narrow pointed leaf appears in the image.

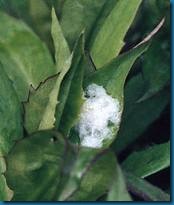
[0,11,55,101]
[51,7,71,72]
[125,172,170,201]
[24,9,71,133]
[36,8,71,131]
[122,142,170,178]
[90,0,142,68]
[0,64,23,155]
[55,34,85,136]
[86,43,149,101]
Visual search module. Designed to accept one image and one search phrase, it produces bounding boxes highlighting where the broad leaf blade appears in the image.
[107,164,132,201]
[5,131,67,201]
[0,64,23,155]
[122,142,170,178]
[90,0,142,68]
[0,11,55,101]
[125,171,170,201]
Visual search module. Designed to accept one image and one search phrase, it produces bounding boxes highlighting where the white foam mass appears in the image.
[77,84,121,148]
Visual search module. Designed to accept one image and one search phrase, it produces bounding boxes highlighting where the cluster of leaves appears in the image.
[0,0,170,201]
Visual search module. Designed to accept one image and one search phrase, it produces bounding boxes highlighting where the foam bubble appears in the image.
[76,84,121,148]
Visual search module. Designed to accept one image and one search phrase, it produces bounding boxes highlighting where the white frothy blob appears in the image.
[77,84,121,148]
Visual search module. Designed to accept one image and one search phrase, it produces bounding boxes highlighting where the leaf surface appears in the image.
[59,0,109,49]
[113,74,169,153]
[0,157,13,201]
[0,64,23,155]
[139,39,170,101]
[84,43,149,148]
[59,149,116,201]
[122,142,170,178]
[5,131,67,201]
[125,171,170,201]
[24,9,71,133]
[90,0,142,68]
[55,34,85,136]
[107,165,132,201]
[0,11,55,101]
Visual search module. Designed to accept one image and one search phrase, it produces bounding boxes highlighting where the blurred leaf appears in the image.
[0,64,23,155]
[0,0,30,22]
[59,0,109,49]
[122,142,170,178]
[138,39,170,102]
[107,164,132,201]
[0,0,53,50]
[29,0,51,42]
[113,75,169,153]
[55,33,85,136]
[90,0,142,68]
[85,43,149,148]
[0,157,13,201]
[24,9,71,133]
[5,131,67,201]
[60,149,117,201]
[58,147,99,200]
[0,11,55,101]
[125,171,170,201]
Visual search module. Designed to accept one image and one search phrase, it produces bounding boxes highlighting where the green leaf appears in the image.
[29,0,51,43]
[51,7,71,72]
[0,11,55,101]
[86,43,148,100]
[0,0,54,50]
[113,74,170,153]
[138,39,170,102]
[0,64,23,155]
[55,33,85,136]
[122,142,170,178]
[24,76,57,133]
[125,171,170,201]
[5,131,67,201]
[90,0,142,68]
[58,148,99,200]
[59,0,109,49]
[24,9,71,133]
[0,157,13,201]
[59,149,117,201]
[84,43,149,148]
[107,164,132,201]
